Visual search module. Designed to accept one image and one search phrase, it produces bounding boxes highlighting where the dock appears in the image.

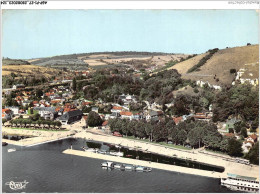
[63,149,223,179]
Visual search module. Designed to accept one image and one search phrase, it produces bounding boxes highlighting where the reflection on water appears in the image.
[82,140,224,173]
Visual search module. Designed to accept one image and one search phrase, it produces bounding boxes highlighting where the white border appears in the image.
[1,1,259,9]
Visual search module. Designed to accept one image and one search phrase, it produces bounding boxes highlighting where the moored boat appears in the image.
[135,166,145,171]
[8,148,16,152]
[143,167,152,172]
[125,164,135,170]
[113,163,122,169]
[2,142,8,146]
[101,161,114,168]
[135,166,152,172]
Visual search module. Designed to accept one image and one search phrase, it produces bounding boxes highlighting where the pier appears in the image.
[63,149,223,179]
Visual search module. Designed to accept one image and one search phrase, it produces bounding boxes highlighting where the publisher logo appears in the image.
[5,180,29,190]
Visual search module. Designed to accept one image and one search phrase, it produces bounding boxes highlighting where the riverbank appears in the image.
[2,127,73,147]
[73,130,259,180]
[63,149,222,179]
[2,126,258,180]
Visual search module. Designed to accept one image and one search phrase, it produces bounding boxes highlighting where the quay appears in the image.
[63,149,223,179]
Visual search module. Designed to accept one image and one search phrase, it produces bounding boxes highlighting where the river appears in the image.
[2,138,237,193]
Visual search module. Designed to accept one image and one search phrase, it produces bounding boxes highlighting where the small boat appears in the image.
[2,142,8,146]
[126,154,133,157]
[8,148,16,152]
[125,164,134,170]
[143,167,152,172]
[101,161,114,168]
[135,166,145,171]
[109,151,124,157]
[113,163,122,169]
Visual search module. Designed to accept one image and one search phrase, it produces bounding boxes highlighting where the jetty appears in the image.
[63,149,223,179]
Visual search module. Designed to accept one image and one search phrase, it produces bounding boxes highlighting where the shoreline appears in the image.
[63,149,223,179]
[2,126,259,180]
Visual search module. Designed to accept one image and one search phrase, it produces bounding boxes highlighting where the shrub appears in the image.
[230,69,236,74]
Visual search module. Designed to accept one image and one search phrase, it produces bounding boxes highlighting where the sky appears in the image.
[2,9,259,59]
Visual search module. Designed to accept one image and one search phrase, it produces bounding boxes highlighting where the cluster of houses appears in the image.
[242,134,258,153]
[196,80,222,90]
[232,62,259,86]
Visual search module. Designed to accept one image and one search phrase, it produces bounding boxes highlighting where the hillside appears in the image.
[3,58,30,66]
[169,45,259,86]
[29,52,188,70]
[2,64,62,77]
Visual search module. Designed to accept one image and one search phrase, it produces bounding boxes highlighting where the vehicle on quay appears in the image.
[221,173,259,193]
[113,132,123,137]
[82,147,99,153]
[98,150,107,154]
[109,151,124,157]
[235,158,250,165]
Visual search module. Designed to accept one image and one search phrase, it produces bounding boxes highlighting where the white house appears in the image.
[5,106,19,115]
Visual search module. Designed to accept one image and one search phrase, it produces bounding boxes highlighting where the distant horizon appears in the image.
[2,10,259,59]
[2,43,258,60]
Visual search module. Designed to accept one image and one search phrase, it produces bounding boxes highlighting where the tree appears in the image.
[87,111,103,127]
[177,129,187,145]
[227,138,243,157]
[72,77,77,91]
[56,121,62,130]
[36,89,43,98]
[240,127,248,138]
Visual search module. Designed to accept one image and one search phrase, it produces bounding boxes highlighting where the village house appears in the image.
[120,111,133,120]
[173,116,183,125]
[110,112,121,119]
[34,107,57,120]
[5,106,19,115]
[58,109,83,125]
[145,110,159,121]
[132,113,143,120]
[233,63,259,86]
[12,84,25,90]
[242,134,258,153]
[91,107,99,113]
[193,112,212,122]
[102,120,109,130]
[2,108,14,120]
[111,106,123,113]
[22,100,32,107]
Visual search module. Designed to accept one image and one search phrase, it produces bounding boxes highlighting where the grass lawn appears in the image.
[204,149,229,156]
[10,127,67,132]
[124,136,192,150]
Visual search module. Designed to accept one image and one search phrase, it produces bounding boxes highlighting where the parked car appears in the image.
[113,131,123,137]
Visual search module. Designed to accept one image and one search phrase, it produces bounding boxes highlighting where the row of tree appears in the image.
[6,118,62,130]
[108,118,243,156]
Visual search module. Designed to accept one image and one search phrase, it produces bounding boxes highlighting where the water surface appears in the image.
[2,138,237,193]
